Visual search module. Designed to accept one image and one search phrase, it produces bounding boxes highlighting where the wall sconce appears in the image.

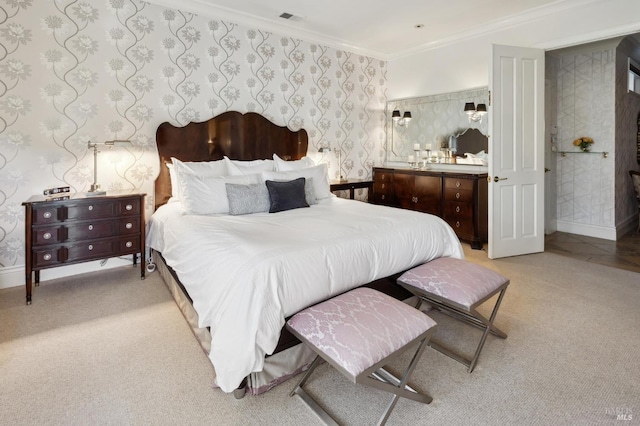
[87,140,131,196]
[464,102,487,123]
[392,109,412,126]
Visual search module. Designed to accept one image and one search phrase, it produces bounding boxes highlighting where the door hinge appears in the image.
[488,90,491,106]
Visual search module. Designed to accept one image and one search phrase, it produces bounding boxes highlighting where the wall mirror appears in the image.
[386,87,489,164]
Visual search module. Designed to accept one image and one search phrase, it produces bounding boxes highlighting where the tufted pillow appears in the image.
[225,182,270,215]
[265,178,309,213]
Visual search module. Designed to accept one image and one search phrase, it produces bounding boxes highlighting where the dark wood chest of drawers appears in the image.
[372,168,487,249]
[22,193,146,304]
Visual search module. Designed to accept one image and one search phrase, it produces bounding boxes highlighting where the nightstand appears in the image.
[22,192,146,305]
[330,179,374,201]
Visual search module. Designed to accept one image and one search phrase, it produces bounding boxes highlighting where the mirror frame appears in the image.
[386,87,489,163]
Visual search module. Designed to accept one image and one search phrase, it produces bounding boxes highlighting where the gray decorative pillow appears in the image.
[303,177,317,205]
[225,182,270,215]
[265,178,309,213]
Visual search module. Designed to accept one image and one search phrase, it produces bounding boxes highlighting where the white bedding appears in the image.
[147,196,463,392]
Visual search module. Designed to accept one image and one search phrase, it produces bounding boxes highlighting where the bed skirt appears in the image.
[152,250,316,395]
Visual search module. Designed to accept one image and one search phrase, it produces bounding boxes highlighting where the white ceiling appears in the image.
[145,0,604,59]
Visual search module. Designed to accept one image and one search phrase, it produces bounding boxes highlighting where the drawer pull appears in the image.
[88,244,93,251]
[455,221,460,228]
[381,184,385,189]
[455,192,461,199]
[88,224,94,231]
[456,181,461,188]
[125,204,133,211]
[381,195,385,200]
[43,211,52,219]
[455,206,460,213]
[125,241,133,248]
[125,222,133,229]
[43,253,52,261]
[43,232,52,240]
[88,205,93,211]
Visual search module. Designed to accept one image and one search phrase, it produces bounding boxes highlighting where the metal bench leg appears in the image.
[468,287,508,372]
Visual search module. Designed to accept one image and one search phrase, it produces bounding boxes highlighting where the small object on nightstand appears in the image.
[43,186,70,196]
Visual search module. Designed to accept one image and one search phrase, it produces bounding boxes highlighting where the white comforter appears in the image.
[147,197,463,392]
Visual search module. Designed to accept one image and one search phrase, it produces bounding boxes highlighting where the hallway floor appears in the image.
[544,230,640,274]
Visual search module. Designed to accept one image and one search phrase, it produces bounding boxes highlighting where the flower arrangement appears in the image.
[573,136,594,152]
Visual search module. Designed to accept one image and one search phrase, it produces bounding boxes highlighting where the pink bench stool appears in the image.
[397,257,509,373]
[286,287,437,426]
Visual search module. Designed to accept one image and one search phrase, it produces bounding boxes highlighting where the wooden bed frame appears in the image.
[153,111,410,392]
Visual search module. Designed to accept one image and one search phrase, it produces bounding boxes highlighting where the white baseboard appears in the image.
[555,214,638,241]
[556,220,617,240]
[0,256,135,290]
[0,265,23,290]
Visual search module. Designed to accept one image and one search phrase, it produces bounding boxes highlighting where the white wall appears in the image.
[387,0,640,99]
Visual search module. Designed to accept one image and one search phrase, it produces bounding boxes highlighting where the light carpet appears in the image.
[1,248,638,425]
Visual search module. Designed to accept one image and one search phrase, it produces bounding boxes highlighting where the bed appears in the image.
[147,111,464,395]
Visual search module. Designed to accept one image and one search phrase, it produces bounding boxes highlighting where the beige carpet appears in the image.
[1,248,639,425]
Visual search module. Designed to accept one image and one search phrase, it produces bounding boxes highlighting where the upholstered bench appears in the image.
[397,257,509,373]
[286,287,437,426]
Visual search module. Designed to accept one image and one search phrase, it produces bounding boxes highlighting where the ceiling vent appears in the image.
[278,12,302,22]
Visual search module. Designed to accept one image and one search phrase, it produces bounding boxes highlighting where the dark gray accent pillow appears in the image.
[265,178,310,213]
[225,182,270,215]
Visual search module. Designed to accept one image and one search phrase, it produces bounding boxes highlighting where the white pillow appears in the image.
[171,157,228,176]
[261,163,331,200]
[169,157,228,202]
[177,172,261,215]
[273,153,316,171]
[224,156,275,175]
[166,163,179,203]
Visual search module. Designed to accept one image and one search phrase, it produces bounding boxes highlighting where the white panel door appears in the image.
[488,45,545,259]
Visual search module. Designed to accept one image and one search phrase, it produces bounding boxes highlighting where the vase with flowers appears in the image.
[573,136,594,152]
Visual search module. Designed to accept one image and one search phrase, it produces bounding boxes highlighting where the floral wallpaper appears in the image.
[0,0,387,273]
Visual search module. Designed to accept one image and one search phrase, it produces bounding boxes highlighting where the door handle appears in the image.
[493,176,508,182]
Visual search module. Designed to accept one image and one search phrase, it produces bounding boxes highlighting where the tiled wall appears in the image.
[0,0,387,270]
[550,36,640,239]
[552,42,617,234]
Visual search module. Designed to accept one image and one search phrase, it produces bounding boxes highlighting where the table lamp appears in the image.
[86,140,131,196]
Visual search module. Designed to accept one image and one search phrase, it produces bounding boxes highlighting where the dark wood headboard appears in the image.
[455,128,488,155]
[154,111,309,209]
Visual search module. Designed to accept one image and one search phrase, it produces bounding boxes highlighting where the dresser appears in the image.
[372,167,487,249]
[22,193,146,304]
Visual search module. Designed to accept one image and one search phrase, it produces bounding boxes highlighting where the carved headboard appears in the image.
[154,111,309,209]
[455,128,488,155]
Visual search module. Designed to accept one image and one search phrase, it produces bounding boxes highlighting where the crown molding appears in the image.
[386,0,605,60]
[143,0,387,59]
[144,0,638,61]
